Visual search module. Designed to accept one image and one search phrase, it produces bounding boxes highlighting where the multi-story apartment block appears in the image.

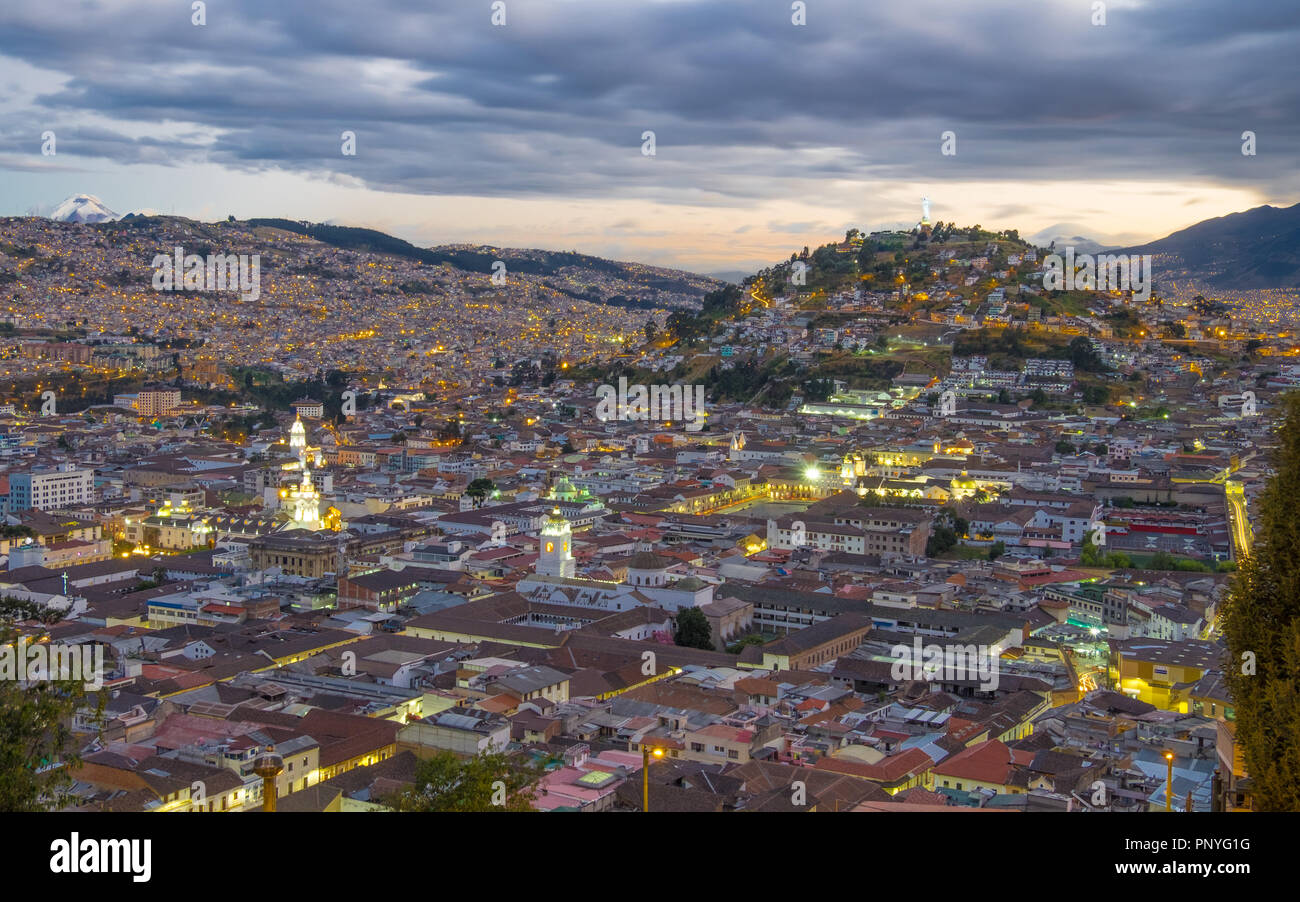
[6,463,95,512]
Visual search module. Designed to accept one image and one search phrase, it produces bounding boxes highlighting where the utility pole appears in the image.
[1163,751,1174,812]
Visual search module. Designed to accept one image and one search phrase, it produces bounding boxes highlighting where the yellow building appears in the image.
[1107,638,1222,712]
[682,723,758,765]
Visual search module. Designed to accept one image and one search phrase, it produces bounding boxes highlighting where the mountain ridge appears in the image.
[1119,202,1300,288]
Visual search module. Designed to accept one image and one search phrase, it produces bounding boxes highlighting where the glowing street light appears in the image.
[642,745,666,812]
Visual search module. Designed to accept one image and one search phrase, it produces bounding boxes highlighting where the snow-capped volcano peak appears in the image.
[49,194,119,223]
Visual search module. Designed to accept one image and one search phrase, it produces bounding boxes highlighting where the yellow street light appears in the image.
[642,745,666,812]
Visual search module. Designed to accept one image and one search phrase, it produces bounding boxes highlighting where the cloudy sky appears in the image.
[1,0,1297,273]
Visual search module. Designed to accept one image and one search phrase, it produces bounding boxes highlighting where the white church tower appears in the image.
[287,463,322,530]
[536,508,575,578]
[729,431,746,462]
[289,416,307,455]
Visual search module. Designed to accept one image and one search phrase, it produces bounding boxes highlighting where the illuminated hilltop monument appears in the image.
[919,196,933,240]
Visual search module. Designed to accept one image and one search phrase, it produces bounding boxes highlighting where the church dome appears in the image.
[627,551,672,571]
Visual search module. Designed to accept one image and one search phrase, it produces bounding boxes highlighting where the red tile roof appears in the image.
[931,739,1021,785]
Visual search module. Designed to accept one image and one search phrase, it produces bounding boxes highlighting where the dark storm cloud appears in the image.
[2,0,1298,202]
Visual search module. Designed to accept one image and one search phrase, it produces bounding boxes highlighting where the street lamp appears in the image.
[642,745,665,812]
[1163,751,1175,812]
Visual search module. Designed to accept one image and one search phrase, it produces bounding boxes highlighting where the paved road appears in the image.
[1225,481,1252,559]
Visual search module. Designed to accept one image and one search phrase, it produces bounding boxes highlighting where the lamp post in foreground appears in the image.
[642,745,665,812]
[1164,751,1175,812]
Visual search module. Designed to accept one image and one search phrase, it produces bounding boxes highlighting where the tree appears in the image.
[384,749,540,812]
[1081,384,1110,405]
[1067,336,1105,372]
[666,311,701,342]
[1150,550,1176,571]
[0,678,89,811]
[674,607,714,650]
[1104,550,1132,569]
[927,508,967,557]
[1080,535,1100,566]
[0,619,101,811]
[726,634,767,654]
[438,418,461,441]
[803,378,834,403]
[644,318,658,344]
[465,478,495,508]
[1222,392,1300,810]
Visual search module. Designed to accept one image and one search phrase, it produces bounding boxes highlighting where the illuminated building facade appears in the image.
[124,498,213,550]
[287,465,323,530]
